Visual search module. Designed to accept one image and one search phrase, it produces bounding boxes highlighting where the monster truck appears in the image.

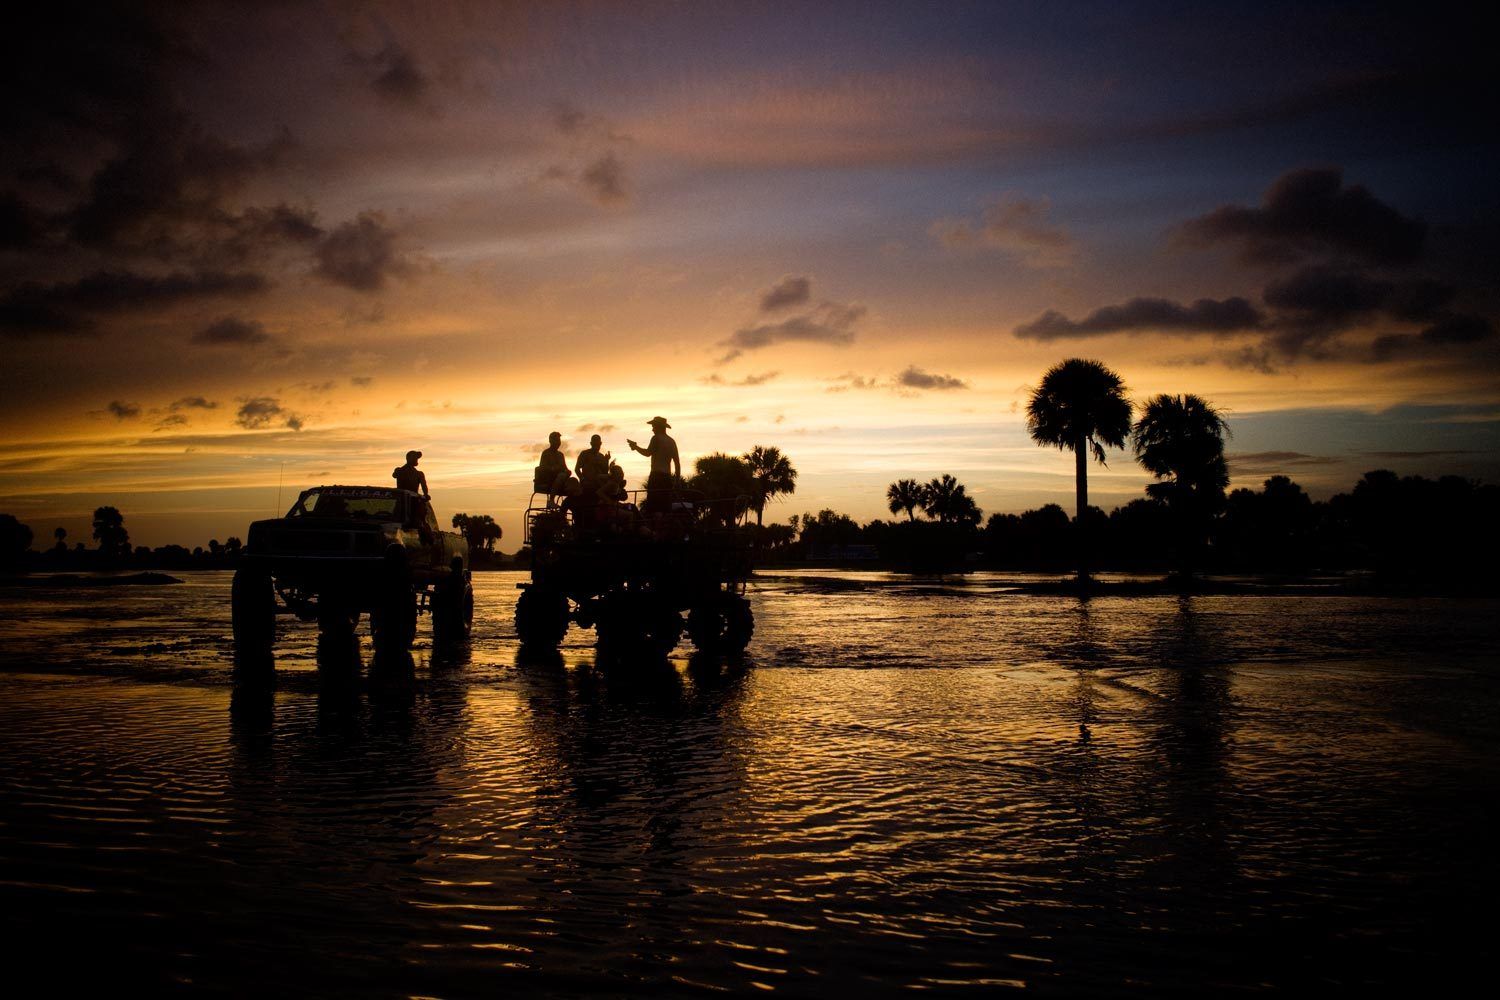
[232,485,472,657]
[515,487,754,657]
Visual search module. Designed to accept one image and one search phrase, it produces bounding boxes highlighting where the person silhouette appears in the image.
[627,416,679,513]
[575,434,610,486]
[393,450,430,497]
[535,432,568,494]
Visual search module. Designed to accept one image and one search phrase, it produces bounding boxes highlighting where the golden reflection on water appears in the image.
[0,571,1496,993]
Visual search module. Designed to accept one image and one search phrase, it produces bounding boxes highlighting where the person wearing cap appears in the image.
[627,417,679,512]
[393,450,430,497]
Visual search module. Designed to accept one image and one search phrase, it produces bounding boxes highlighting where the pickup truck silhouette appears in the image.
[232,485,471,659]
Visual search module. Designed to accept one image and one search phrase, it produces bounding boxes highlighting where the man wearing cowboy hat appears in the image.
[393,450,430,497]
[627,417,680,509]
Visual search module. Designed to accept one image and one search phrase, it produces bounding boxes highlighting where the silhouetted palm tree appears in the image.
[886,479,928,521]
[923,474,982,525]
[744,445,797,526]
[1026,359,1132,584]
[91,506,129,560]
[1132,393,1230,580]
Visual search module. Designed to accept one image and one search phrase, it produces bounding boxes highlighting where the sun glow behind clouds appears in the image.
[2,2,1496,546]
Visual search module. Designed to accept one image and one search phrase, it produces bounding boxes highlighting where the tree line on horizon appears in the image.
[3,359,1495,586]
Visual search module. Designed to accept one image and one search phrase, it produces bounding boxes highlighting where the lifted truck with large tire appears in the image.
[516,487,755,657]
[232,485,472,660]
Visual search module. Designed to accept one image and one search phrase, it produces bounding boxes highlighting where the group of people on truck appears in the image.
[391,417,687,536]
[533,417,683,529]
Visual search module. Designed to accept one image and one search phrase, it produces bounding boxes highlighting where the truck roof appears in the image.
[302,485,419,498]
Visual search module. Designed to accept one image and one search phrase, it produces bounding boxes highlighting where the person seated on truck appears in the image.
[574,434,610,487]
[627,416,680,514]
[393,450,430,497]
[534,432,568,498]
[600,462,628,502]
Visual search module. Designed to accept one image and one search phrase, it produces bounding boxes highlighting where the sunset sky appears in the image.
[3,1,1495,548]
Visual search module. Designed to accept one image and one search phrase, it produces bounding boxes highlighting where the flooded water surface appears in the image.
[1,570,1496,995]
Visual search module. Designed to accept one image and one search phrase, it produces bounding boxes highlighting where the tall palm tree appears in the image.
[743,445,797,526]
[886,479,928,521]
[1026,359,1133,585]
[1131,393,1230,580]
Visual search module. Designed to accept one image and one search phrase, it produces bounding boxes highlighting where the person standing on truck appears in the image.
[393,450,430,497]
[627,416,679,512]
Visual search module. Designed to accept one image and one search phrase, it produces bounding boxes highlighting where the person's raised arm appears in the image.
[419,470,430,497]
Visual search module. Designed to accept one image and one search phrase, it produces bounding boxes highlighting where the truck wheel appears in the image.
[433,559,474,644]
[644,604,683,657]
[516,588,568,647]
[372,550,416,653]
[688,596,754,653]
[231,568,276,651]
[686,603,727,652]
[725,596,754,651]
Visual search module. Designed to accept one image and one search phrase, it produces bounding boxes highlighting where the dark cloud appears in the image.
[553,103,589,135]
[542,103,633,206]
[1228,451,1342,478]
[1369,313,1496,361]
[235,397,303,431]
[825,374,879,393]
[106,400,140,420]
[191,316,269,347]
[701,371,781,387]
[580,153,628,206]
[0,192,46,250]
[895,366,968,390]
[1229,451,1340,467]
[1177,167,1426,264]
[315,212,403,292]
[1417,313,1493,345]
[930,194,1073,267]
[1,270,268,338]
[1363,449,1477,460]
[1014,296,1263,340]
[350,376,374,388]
[826,367,968,393]
[760,276,812,312]
[143,396,215,430]
[69,127,290,253]
[719,301,864,363]
[1263,266,1454,324]
[368,46,429,106]
[238,204,323,245]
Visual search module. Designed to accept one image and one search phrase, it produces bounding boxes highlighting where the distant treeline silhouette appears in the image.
[743,469,1498,588]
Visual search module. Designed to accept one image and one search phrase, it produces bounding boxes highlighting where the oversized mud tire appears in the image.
[688,595,753,653]
[231,568,276,651]
[516,587,568,647]
[725,596,754,651]
[371,547,417,653]
[433,559,474,644]
[686,604,726,652]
